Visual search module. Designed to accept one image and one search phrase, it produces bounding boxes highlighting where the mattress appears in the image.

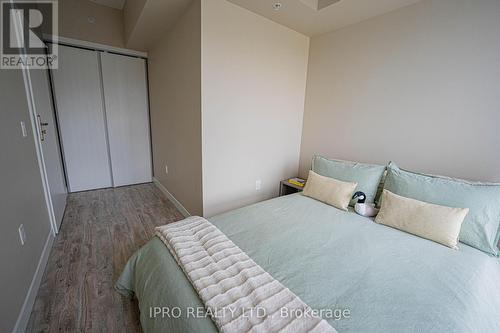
[116,193,500,333]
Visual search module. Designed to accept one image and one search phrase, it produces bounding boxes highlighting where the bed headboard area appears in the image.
[298,0,500,184]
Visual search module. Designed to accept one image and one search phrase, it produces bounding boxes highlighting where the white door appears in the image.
[51,45,113,192]
[30,68,67,229]
[100,52,152,187]
[6,9,59,235]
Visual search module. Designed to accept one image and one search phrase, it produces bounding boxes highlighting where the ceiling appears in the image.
[226,0,422,36]
[88,0,423,49]
[89,0,126,10]
[125,0,192,51]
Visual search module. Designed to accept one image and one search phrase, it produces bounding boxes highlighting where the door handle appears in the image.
[37,115,48,141]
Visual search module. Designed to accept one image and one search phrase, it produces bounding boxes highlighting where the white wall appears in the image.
[201,0,310,217]
[299,0,500,182]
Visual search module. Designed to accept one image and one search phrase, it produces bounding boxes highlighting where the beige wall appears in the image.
[57,0,125,47]
[201,0,310,217]
[148,0,203,215]
[300,0,500,182]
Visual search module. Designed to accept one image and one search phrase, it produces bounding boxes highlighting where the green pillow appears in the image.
[384,162,500,256]
[311,155,386,204]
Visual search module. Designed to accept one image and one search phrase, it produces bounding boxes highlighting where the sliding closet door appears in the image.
[51,45,112,192]
[100,52,152,187]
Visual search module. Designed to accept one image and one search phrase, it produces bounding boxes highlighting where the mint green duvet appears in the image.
[116,194,500,333]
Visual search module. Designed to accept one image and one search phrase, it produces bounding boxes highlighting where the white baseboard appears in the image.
[13,232,54,333]
[152,177,191,218]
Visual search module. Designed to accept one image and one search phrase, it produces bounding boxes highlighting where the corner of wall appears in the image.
[147,0,203,217]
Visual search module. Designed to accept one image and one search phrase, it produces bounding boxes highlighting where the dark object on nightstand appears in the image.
[279,179,305,196]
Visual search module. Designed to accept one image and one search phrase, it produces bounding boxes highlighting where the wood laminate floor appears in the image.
[26,183,185,333]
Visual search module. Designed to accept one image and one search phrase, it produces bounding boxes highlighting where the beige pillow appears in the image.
[375,189,469,249]
[303,170,357,211]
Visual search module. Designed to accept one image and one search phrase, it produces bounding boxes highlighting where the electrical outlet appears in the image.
[20,121,27,137]
[19,224,26,246]
[255,179,262,191]
[165,165,168,175]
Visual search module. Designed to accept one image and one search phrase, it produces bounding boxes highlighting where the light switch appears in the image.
[20,121,27,137]
[19,224,26,246]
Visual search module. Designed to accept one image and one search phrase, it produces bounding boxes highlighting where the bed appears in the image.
[116,193,500,333]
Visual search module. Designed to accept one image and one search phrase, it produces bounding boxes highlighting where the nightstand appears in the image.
[279,179,305,196]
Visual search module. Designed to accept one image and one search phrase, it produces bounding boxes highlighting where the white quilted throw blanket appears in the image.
[155,216,336,333]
